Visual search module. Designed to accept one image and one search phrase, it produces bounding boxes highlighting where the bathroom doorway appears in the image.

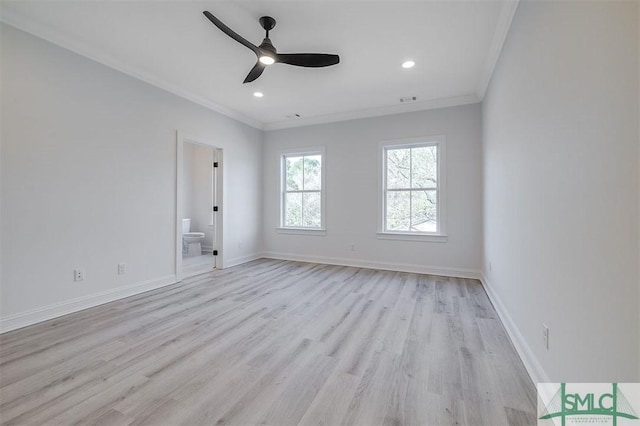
[176,132,223,280]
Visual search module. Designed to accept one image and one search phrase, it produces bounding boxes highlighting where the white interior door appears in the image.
[176,131,223,281]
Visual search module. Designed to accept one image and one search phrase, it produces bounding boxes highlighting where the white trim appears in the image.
[264,94,480,131]
[379,136,447,237]
[223,252,263,269]
[0,275,176,334]
[0,17,262,130]
[376,232,447,243]
[260,252,481,280]
[279,147,326,230]
[276,228,327,236]
[480,273,550,385]
[278,146,326,156]
[475,0,520,99]
[0,14,487,132]
[0,12,492,132]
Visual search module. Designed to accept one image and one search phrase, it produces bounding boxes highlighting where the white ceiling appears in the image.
[0,0,518,130]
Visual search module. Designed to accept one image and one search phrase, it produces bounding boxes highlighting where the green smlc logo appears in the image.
[540,383,639,426]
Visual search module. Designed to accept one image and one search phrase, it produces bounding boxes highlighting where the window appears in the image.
[381,137,446,239]
[281,150,325,231]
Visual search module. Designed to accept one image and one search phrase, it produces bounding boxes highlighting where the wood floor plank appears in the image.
[0,259,536,425]
[341,347,401,426]
[257,352,337,426]
[298,370,360,426]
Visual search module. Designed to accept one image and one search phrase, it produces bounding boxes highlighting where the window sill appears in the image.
[277,227,327,236]
[376,232,448,243]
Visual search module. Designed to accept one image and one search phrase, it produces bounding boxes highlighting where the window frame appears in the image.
[378,136,447,243]
[278,147,326,235]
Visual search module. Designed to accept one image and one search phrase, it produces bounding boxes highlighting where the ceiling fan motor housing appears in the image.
[259,38,277,55]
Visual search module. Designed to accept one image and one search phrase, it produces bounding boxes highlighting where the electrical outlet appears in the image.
[118,263,126,275]
[542,324,549,350]
[350,244,356,252]
[74,268,84,282]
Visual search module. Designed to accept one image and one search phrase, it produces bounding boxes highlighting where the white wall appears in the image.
[0,24,263,330]
[262,104,483,276]
[482,1,639,381]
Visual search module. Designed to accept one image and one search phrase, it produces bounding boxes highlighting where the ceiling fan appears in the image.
[203,11,340,84]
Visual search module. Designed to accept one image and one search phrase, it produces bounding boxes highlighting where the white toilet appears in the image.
[182,218,205,257]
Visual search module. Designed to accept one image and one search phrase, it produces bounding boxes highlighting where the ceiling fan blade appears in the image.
[276,53,340,68]
[243,62,266,83]
[203,11,259,55]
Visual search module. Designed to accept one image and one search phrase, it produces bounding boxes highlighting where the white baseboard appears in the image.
[0,274,177,334]
[480,273,550,385]
[260,251,481,279]
[224,252,264,269]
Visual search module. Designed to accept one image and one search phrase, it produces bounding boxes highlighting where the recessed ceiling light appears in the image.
[253,92,264,98]
[402,60,415,69]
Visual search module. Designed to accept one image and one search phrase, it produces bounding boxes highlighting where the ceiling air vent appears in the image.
[400,96,417,103]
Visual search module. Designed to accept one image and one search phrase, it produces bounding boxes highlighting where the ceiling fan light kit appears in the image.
[259,55,275,65]
[203,11,340,83]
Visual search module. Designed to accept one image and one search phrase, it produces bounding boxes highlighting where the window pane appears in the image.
[411,189,437,232]
[386,148,410,189]
[386,191,410,231]
[284,192,302,227]
[412,146,437,189]
[302,192,321,227]
[303,155,322,190]
[286,156,303,191]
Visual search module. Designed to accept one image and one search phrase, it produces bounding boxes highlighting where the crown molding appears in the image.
[263,93,481,131]
[1,2,513,133]
[476,0,520,100]
[0,10,264,130]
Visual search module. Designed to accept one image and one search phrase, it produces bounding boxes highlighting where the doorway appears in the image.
[176,132,223,280]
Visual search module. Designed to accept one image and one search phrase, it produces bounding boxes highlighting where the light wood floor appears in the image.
[0,259,537,425]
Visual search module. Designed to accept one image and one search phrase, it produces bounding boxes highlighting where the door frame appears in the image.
[176,131,224,281]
